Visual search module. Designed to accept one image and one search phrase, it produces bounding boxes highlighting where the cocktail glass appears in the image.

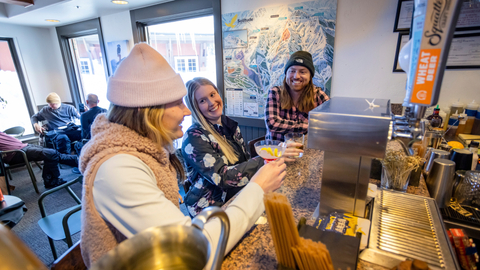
[254,140,286,163]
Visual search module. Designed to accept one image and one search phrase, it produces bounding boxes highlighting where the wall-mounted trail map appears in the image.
[222,0,337,119]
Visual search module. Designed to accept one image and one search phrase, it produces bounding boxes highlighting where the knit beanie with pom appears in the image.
[107,43,187,107]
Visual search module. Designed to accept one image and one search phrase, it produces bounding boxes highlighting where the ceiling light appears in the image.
[45,19,60,23]
[111,0,129,4]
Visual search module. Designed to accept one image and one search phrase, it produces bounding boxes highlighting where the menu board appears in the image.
[222,0,337,119]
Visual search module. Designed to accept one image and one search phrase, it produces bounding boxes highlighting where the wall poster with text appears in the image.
[222,0,337,119]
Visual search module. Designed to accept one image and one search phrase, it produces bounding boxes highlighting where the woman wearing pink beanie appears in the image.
[78,43,286,267]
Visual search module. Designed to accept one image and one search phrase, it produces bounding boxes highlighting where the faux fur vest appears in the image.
[79,114,179,267]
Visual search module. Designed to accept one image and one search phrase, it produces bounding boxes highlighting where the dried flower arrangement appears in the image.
[381,150,425,191]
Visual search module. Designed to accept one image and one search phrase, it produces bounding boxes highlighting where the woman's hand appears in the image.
[251,158,286,193]
[282,142,303,162]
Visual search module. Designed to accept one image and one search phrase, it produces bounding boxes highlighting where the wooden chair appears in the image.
[50,241,86,270]
[38,176,82,260]
[248,136,265,158]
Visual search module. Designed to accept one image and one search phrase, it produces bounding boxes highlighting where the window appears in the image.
[69,35,109,108]
[174,56,198,73]
[146,16,216,148]
[176,58,186,72]
[0,38,34,135]
[80,60,90,74]
[188,58,197,72]
[56,19,109,110]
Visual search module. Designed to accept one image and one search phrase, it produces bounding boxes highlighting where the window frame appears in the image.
[130,0,223,99]
[56,18,109,110]
[0,37,36,136]
[130,0,264,128]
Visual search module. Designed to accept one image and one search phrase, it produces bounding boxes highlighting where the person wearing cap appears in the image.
[78,43,286,268]
[265,51,329,142]
[181,77,302,217]
[31,92,81,154]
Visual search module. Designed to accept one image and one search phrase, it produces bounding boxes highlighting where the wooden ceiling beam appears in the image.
[0,0,34,7]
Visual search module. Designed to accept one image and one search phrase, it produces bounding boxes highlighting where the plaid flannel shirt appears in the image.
[265,86,329,141]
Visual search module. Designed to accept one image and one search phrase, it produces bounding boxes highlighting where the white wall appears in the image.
[332,0,480,109]
[0,22,70,107]
[100,10,134,50]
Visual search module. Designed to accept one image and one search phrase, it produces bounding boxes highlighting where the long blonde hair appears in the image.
[107,104,185,180]
[185,78,239,164]
[279,77,317,113]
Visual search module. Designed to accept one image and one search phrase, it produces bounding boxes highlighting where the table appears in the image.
[221,141,430,270]
[0,195,27,228]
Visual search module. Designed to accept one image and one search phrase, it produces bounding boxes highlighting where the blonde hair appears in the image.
[279,77,317,113]
[185,78,239,164]
[107,104,185,180]
[46,92,61,104]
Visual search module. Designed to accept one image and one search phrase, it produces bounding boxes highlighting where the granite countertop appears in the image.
[221,140,430,270]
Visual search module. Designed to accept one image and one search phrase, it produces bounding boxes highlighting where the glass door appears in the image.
[147,15,216,147]
[69,34,109,109]
[0,40,34,135]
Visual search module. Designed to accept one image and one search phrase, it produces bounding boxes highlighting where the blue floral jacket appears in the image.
[182,115,264,216]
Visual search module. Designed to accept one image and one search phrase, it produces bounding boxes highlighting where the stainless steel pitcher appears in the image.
[90,206,230,270]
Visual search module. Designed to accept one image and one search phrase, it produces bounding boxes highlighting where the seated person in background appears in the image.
[265,51,330,141]
[0,131,78,188]
[31,92,82,154]
[182,77,302,217]
[81,93,107,140]
[78,43,286,267]
[73,93,107,158]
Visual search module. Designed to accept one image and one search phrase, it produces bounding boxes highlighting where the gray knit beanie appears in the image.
[284,51,315,76]
[107,43,187,107]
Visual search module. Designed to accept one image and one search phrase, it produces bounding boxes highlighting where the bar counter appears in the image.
[221,140,430,270]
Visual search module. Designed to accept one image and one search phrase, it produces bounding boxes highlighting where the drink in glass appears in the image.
[284,133,305,158]
[254,140,286,163]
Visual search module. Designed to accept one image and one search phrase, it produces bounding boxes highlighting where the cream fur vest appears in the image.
[79,114,179,267]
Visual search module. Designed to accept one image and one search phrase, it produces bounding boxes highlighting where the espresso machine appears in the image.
[308,97,391,218]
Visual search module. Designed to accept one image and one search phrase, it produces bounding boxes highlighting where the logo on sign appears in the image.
[416,90,427,100]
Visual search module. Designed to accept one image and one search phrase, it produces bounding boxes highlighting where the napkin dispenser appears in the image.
[308,97,391,217]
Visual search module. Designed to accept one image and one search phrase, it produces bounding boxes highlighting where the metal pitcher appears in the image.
[90,206,230,270]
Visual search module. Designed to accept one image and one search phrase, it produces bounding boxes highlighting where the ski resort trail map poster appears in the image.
[222,0,337,119]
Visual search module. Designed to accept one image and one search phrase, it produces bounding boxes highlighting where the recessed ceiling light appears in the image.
[45,19,60,23]
[111,0,129,4]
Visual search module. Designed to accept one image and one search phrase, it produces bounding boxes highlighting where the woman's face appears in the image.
[162,98,191,139]
[194,85,223,125]
[286,66,311,92]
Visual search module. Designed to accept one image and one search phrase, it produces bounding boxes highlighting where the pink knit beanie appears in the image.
[107,43,187,107]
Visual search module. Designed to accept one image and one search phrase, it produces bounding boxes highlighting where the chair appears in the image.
[38,176,82,260]
[50,241,86,270]
[3,126,25,137]
[248,136,265,158]
[3,126,43,173]
[0,149,39,194]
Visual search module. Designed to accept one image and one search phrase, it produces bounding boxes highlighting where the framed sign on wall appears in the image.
[394,0,480,32]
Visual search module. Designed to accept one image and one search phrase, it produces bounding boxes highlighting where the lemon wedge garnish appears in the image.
[260,147,274,156]
[274,148,278,157]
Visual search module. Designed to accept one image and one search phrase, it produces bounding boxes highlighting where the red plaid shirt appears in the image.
[265,86,329,141]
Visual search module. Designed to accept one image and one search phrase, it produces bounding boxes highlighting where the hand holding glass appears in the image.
[284,133,305,158]
[254,140,286,163]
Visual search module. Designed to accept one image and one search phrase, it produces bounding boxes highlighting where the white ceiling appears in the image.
[0,0,174,28]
